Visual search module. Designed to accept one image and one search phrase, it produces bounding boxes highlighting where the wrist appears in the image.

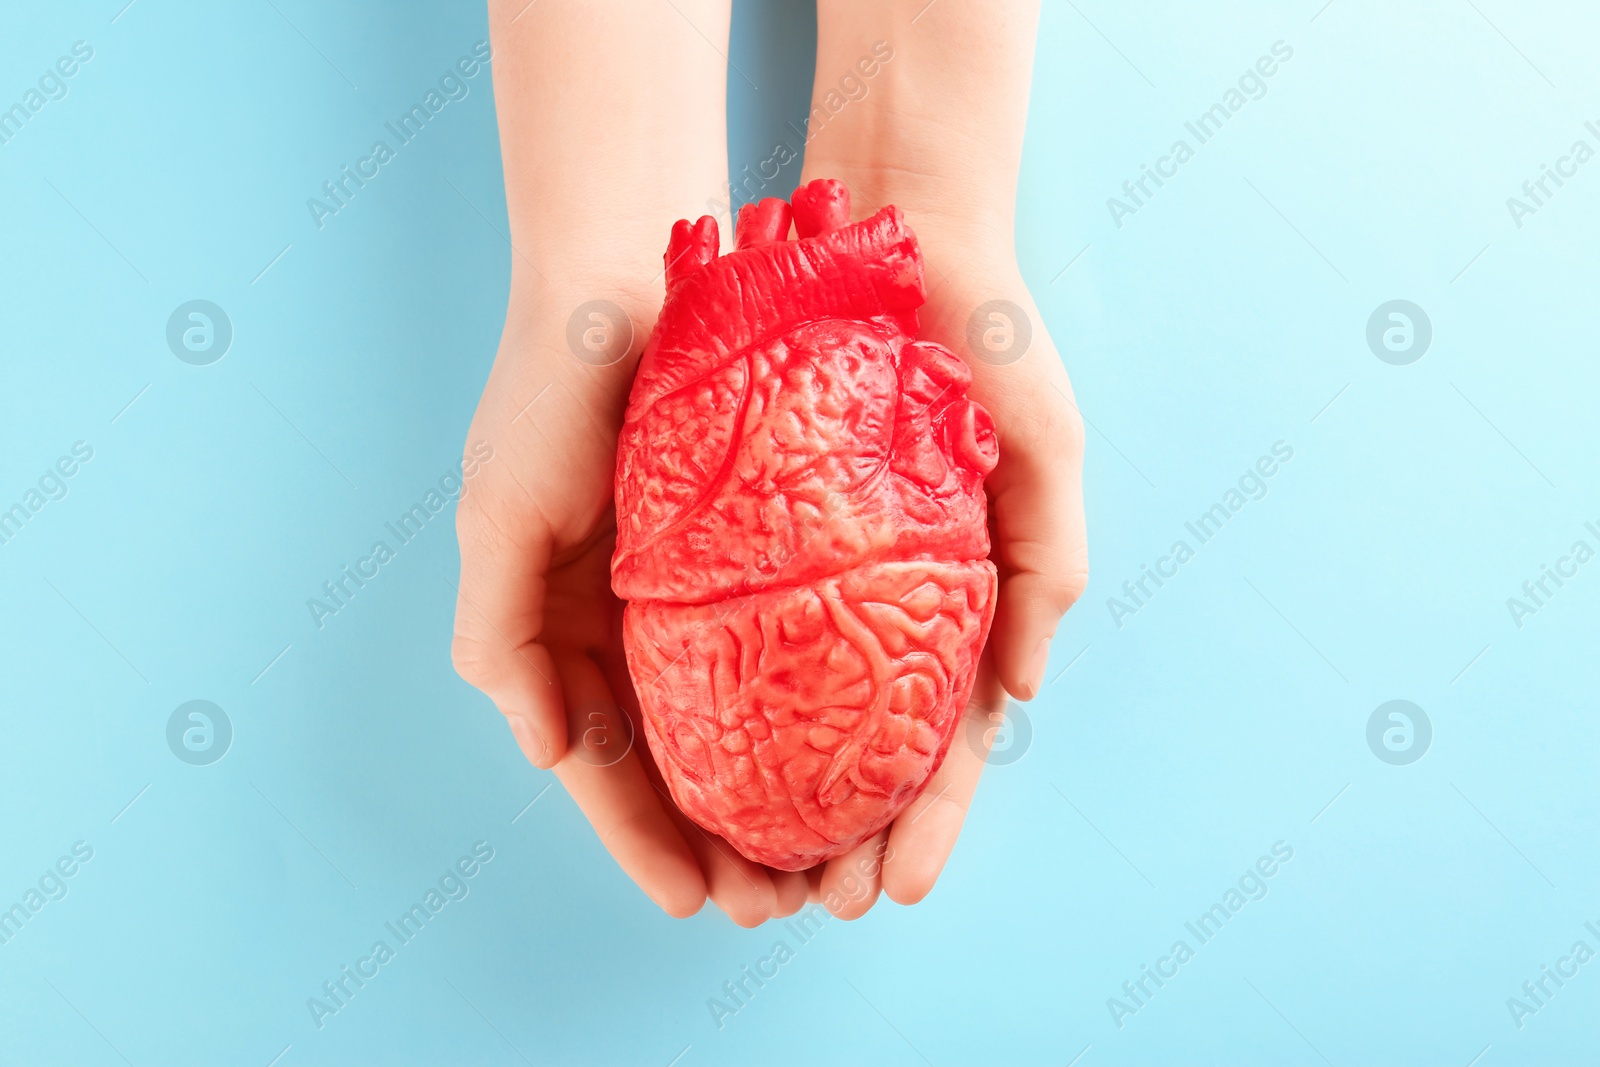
[508,255,661,331]
[800,147,1019,270]
[500,176,727,331]
[806,175,1022,300]
[498,254,663,398]
[802,0,1038,266]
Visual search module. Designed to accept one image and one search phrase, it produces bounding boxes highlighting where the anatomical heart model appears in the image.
[612,179,998,870]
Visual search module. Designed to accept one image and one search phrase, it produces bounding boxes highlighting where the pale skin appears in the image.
[453,0,1087,925]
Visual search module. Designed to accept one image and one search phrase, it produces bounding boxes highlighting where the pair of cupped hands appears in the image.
[450,185,1087,924]
[451,1,1085,926]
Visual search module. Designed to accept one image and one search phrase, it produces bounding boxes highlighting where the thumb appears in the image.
[984,378,1088,702]
[451,483,568,767]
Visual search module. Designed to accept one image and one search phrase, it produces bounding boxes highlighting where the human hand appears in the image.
[776,201,1089,916]
[454,0,831,927]
[792,0,1088,915]
[455,272,835,927]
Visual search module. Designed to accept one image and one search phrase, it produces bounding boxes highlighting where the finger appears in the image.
[504,714,549,768]
[882,664,1006,905]
[805,864,825,903]
[770,869,810,918]
[551,652,706,918]
[452,481,567,767]
[818,830,888,920]
[668,811,779,928]
[984,369,1088,702]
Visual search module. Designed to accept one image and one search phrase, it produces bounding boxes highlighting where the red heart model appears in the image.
[612,179,998,871]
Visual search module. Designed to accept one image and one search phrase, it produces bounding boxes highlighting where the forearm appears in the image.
[802,0,1039,262]
[489,0,731,313]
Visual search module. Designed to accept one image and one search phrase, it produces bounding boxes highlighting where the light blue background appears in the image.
[2,1,1597,1064]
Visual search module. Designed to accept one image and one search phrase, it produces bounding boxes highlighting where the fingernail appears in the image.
[1025,637,1051,700]
[507,715,552,768]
